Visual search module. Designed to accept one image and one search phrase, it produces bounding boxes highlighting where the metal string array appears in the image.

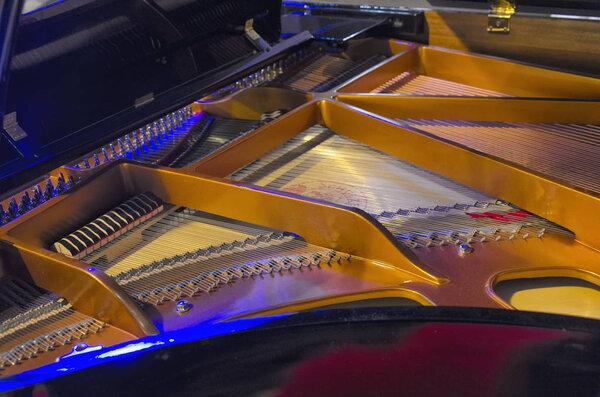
[372,72,511,96]
[207,48,313,99]
[83,207,349,305]
[229,125,572,247]
[0,172,78,227]
[377,201,571,248]
[310,55,387,92]
[231,125,492,214]
[0,278,105,369]
[71,109,286,171]
[71,105,196,170]
[398,119,600,194]
[285,54,385,92]
[170,112,284,169]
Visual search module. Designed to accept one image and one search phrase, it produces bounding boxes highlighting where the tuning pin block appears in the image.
[56,173,67,193]
[109,143,118,158]
[102,147,110,162]
[66,175,76,190]
[116,138,124,153]
[7,197,19,219]
[0,204,6,225]
[145,126,153,141]
[44,178,55,200]
[135,132,143,149]
[30,186,41,207]
[19,191,31,214]
[126,135,134,150]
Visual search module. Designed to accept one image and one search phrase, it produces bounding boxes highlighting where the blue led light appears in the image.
[0,314,288,392]
[95,341,165,359]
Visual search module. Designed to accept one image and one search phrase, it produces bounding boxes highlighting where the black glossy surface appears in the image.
[281,13,385,41]
[0,0,281,190]
[0,135,20,167]
[9,307,600,396]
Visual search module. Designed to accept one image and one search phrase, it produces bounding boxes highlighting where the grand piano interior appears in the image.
[0,0,599,385]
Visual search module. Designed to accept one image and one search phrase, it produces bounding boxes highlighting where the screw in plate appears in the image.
[176,300,191,314]
[458,243,474,255]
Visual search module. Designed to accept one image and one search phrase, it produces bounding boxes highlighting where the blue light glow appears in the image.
[95,341,165,359]
[0,314,289,393]
[21,0,66,15]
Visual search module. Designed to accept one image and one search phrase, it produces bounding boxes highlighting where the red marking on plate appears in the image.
[465,210,531,222]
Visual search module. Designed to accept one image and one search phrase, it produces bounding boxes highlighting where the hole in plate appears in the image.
[495,277,600,320]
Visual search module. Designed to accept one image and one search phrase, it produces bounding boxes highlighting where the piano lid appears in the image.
[0,0,282,190]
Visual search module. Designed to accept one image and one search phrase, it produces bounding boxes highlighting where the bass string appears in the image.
[406,119,600,162]
[373,72,510,97]
[402,119,600,162]
[400,119,600,193]
[312,55,387,92]
[288,55,356,91]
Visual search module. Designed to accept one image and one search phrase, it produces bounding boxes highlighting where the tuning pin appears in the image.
[149,125,158,142]
[126,136,134,150]
[43,178,55,200]
[7,197,19,219]
[135,132,143,149]
[56,173,67,193]
[93,153,101,167]
[31,185,42,206]
[160,123,168,140]
[102,147,110,162]
[83,158,90,169]
[66,175,76,189]
[109,143,118,159]
[170,112,179,128]
[0,204,6,225]
[19,191,31,214]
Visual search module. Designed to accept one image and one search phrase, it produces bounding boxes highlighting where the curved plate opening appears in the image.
[304,297,422,311]
[495,277,600,320]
